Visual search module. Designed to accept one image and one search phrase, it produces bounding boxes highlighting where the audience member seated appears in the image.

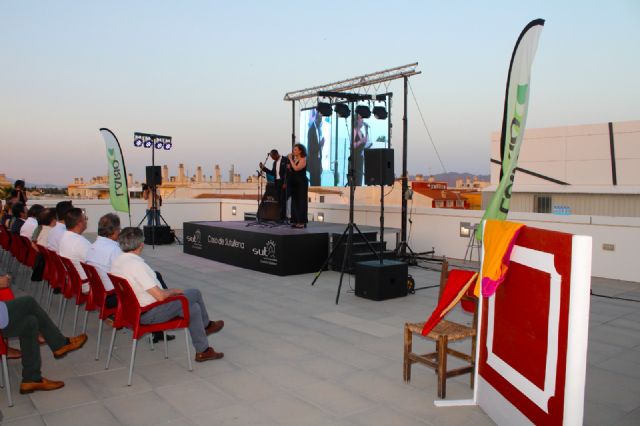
[0,277,87,394]
[47,201,73,252]
[86,213,175,343]
[33,208,57,246]
[9,202,27,234]
[20,204,44,240]
[111,227,225,362]
[1,198,14,228]
[58,208,91,293]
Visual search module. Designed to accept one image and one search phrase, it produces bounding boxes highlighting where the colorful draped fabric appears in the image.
[421,269,478,336]
[476,220,524,298]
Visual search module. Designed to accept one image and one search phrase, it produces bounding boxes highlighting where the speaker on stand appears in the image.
[356,148,408,301]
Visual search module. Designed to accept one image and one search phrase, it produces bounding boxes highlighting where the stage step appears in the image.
[330,231,378,248]
[329,242,395,273]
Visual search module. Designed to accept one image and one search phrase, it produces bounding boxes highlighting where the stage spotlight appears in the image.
[133,138,143,147]
[373,106,388,120]
[155,140,164,149]
[334,103,350,118]
[317,102,332,117]
[143,139,153,148]
[163,142,172,150]
[355,105,371,119]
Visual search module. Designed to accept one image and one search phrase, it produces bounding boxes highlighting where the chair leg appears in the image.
[149,335,155,351]
[46,288,54,313]
[57,297,66,328]
[72,305,79,336]
[96,318,104,361]
[185,329,193,372]
[403,324,412,382]
[82,309,89,334]
[2,354,12,407]
[437,335,448,399]
[164,332,169,359]
[105,328,118,370]
[128,339,138,386]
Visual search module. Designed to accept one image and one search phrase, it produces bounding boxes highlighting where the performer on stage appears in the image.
[287,144,308,229]
[352,114,369,186]
[307,108,324,186]
[259,149,288,222]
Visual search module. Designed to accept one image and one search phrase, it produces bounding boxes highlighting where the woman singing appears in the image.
[287,144,308,229]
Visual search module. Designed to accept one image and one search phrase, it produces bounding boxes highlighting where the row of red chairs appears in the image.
[0,223,193,401]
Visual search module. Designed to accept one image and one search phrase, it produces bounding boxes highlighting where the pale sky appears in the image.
[1,0,639,186]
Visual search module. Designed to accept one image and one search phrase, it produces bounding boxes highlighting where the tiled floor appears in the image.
[1,236,639,425]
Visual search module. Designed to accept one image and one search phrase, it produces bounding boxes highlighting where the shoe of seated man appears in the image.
[195,347,224,362]
[53,334,88,359]
[152,332,176,344]
[205,320,224,335]
[20,377,65,394]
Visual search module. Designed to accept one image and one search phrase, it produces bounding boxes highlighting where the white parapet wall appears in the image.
[39,198,639,283]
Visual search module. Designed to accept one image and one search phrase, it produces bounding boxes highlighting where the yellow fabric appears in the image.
[474,220,524,297]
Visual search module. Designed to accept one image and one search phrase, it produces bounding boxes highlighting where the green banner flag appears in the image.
[100,128,130,213]
[478,19,545,240]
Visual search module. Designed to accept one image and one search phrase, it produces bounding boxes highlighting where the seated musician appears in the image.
[259,149,289,222]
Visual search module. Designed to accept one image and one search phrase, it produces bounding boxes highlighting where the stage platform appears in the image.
[183,220,398,276]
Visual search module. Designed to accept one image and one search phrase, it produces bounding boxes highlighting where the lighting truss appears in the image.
[283,62,420,105]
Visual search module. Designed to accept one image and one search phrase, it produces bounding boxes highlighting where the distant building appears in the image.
[483,120,640,217]
[0,174,12,188]
[412,179,468,209]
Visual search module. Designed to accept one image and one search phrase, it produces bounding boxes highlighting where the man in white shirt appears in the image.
[111,227,224,362]
[20,204,44,240]
[47,201,74,252]
[58,208,91,293]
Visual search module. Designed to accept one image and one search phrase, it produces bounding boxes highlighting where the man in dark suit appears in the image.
[307,110,324,186]
[260,149,289,221]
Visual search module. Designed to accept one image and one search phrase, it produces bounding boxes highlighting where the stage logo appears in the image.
[185,229,202,250]
[253,240,277,266]
[208,235,245,250]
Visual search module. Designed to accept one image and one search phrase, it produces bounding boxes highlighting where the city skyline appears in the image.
[1,1,639,185]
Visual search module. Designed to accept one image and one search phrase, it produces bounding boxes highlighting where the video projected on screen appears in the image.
[299,105,389,187]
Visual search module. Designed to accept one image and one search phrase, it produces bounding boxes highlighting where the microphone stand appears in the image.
[247,153,270,227]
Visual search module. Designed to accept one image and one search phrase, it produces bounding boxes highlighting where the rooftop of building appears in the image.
[2,232,639,425]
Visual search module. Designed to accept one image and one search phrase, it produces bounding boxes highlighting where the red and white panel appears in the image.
[476,226,591,426]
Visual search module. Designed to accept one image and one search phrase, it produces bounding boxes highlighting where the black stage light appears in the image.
[373,106,388,120]
[133,138,143,147]
[317,102,332,117]
[163,142,172,150]
[143,139,153,148]
[355,105,371,119]
[155,140,164,150]
[334,103,350,118]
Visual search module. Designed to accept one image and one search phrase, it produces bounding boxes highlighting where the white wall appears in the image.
[37,198,639,283]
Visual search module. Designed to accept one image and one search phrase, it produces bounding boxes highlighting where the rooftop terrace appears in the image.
[2,233,639,425]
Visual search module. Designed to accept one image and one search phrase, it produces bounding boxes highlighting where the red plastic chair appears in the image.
[46,250,71,328]
[37,246,60,313]
[106,273,193,385]
[59,257,89,335]
[0,331,13,407]
[80,262,116,360]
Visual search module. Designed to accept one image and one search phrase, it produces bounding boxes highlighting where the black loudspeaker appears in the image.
[364,148,394,186]
[143,225,173,245]
[146,166,162,186]
[258,200,280,221]
[355,259,408,301]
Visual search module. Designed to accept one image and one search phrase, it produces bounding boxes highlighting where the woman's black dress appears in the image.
[289,160,308,224]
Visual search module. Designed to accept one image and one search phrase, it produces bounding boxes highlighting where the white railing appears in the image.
[36,198,640,283]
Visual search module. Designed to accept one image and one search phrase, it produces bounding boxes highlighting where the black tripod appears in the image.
[311,99,380,304]
[137,184,182,248]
